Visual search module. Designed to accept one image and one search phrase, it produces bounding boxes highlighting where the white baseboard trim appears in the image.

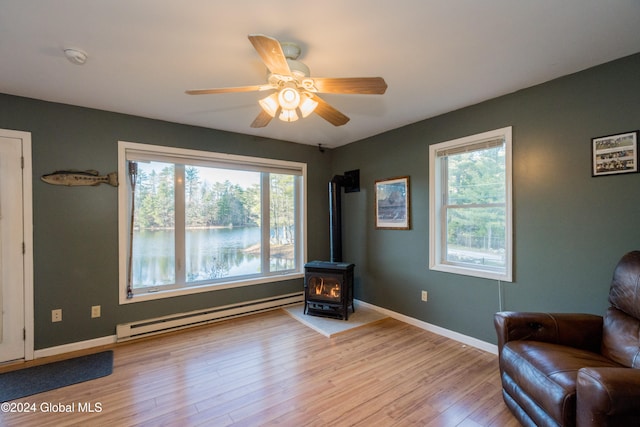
[34,335,117,359]
[355,299,498,355]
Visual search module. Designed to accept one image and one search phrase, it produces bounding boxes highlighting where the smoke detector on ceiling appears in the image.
[63,48,88,65]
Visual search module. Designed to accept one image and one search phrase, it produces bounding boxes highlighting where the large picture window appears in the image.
[429,127,513,281]
[118,142,306,302]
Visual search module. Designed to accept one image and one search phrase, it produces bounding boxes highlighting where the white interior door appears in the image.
[0,131,32,362]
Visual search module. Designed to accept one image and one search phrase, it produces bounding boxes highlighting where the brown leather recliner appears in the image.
[494,251,640,427]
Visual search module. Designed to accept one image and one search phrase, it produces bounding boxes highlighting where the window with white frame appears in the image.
[429,127,513,281]
[118,141,306,302]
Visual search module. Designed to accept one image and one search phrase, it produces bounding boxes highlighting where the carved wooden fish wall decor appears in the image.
[41,170,118,187]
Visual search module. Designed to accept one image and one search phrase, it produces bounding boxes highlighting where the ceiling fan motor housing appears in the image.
[280,42,301,60]
[286,59,310,79]
[280,42,310,79]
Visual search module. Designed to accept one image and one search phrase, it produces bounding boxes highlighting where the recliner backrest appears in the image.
[602,251,640,368]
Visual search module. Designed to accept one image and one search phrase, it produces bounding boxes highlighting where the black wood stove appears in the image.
[304,261,354,320]
[303,171,359,320]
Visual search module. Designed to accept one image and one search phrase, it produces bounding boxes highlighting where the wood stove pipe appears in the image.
[328,170,359,263]
[329,175,344,262]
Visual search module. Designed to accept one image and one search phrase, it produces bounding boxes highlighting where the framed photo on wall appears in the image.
[375,176,410,229]
[592,131,638,176]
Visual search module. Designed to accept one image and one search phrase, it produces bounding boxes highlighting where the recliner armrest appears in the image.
[494,311,603,355]
[577,367,640,426]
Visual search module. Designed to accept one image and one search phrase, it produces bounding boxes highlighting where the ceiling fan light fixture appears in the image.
[278,86,301,110]
[299,93,318,118]
[258,92,280,117]
[279,108,299,122]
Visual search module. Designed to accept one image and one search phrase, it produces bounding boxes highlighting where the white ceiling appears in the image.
[1,1,639,148]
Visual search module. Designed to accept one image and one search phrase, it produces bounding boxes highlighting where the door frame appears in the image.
[1,129,34,361]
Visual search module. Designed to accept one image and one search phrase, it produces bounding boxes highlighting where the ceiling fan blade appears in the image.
[250,109,274,128]
[313,95,350,126]
[310,77,387,94]
[248,34,291,76]
[185,85,270,95]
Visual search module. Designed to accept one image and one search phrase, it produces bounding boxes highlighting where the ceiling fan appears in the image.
[186,34,387,128]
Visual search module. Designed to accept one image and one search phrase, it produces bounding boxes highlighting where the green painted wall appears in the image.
[2,52,639,350]
[332,53,640,344]
[0,94,333,349]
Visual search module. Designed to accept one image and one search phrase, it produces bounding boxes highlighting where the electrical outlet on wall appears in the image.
[52,309,62,322]
[91,305,101,318]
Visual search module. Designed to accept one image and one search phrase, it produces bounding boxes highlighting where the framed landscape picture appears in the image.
[592,131,638,176]
[375,176,410,229]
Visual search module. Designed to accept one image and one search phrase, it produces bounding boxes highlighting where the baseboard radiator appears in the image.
[116,292,303,342]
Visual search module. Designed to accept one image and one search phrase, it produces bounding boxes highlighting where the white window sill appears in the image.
[120,272,304,304]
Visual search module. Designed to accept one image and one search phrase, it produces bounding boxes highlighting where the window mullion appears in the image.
[440,157,448,264]
[175,164,186,286]
[261,173,270,274]
[444,203,506,209]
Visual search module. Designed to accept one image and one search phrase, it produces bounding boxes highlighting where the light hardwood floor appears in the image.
[0,309,518,426]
